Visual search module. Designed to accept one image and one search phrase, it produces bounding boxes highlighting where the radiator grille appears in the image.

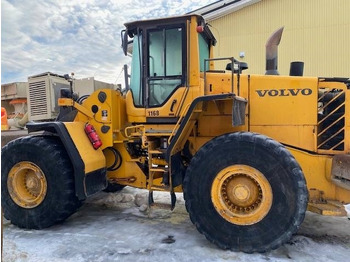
[29,80,48,116]
[317,88,345,151]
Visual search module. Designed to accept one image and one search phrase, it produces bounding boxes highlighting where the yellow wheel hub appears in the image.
[211,165,273,225]
[7,161,47,208]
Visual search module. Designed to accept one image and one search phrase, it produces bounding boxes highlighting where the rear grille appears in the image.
[317,88,345,151]
[29,80,48,116]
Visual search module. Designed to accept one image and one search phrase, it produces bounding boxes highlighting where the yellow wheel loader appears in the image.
[2,14,349,253]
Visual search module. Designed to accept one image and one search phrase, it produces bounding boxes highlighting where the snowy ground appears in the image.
[2,187,350,262]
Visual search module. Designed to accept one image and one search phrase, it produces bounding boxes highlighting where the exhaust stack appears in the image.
[289,61,304,76]
[265,27,284,75]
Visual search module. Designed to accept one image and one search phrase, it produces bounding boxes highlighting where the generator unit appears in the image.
[27,72,70,121]
[27,73,116,121]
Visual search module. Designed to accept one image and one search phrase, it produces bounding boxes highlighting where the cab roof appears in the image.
[124,14,216,46]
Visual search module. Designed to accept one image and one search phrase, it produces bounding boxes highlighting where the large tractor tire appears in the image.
[183,132,308,253]
[1,136,82,229]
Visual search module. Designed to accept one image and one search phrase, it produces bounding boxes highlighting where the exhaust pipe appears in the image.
[265,27,284,75]
[289,61,304,76]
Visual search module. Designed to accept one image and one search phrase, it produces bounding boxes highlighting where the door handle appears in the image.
[170,99,177,112]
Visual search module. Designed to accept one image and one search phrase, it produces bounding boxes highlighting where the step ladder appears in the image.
[147,149,176,210]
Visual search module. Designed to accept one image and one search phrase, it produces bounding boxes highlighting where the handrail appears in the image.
[168,103,191,144]
[204,57,241,95]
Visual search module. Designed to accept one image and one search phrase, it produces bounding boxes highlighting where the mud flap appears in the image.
[232,96,247,126]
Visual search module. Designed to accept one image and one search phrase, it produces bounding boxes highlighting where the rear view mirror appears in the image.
[226,59,248,73]
[121,30,128,56]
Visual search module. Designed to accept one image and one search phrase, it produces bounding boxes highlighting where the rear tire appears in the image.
[1,136,82,229]
[183,132,308,253]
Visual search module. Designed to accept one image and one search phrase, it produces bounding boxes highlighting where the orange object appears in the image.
[1,107,9,130]
[9,98,27,105]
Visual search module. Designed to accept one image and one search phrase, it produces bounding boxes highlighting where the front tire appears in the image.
[183,132,308,253]
[1,136,82,229]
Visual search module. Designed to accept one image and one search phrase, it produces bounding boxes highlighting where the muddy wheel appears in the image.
[183,132,308,253]
[1,136,82,229]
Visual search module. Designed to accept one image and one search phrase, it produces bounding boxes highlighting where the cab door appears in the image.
[145,25,187,123]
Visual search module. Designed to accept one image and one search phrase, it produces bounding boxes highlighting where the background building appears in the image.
[193,0,350,77]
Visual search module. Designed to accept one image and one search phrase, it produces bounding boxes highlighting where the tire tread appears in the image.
[1,136,82,229]
[183,132,308,253]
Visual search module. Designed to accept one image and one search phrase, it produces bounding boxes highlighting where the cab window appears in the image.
[148,27,184,106]
[199,33,210,72]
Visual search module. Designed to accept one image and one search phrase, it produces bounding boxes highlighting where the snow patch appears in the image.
[3,187,350,262]
[345,204,350,218]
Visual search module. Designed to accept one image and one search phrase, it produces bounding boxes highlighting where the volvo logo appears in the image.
[256,88,313,97]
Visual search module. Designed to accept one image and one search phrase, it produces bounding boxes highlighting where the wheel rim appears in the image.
[211,165,273,225]
[7,161,47,208]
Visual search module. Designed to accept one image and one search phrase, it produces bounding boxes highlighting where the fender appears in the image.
[166,93,246,187]
[166,93,242,160]
[27,122,107,200]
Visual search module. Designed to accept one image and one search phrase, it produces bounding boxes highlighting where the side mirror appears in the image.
[226,60,248,73]
[121,30,128,56]
[63,74,71,81]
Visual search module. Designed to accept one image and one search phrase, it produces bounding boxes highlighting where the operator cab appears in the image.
[122,15,216,122]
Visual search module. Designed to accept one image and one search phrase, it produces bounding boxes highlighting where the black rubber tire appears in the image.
[103,182,125,193]
[183,132,308,253]
[1,136,82,229]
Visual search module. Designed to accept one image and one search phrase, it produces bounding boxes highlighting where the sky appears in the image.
[1,0,217,85]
